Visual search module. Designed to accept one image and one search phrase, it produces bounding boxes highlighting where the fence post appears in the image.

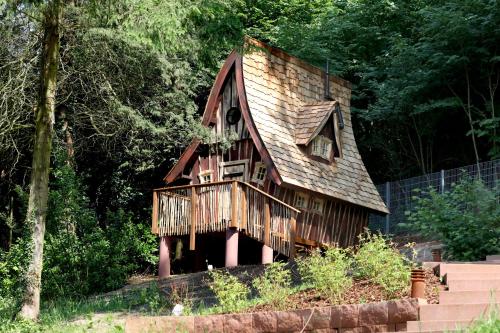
[440,169,445,194]
[385,182,390,235]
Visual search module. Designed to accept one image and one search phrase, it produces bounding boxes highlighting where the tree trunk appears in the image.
[19,1,63,321]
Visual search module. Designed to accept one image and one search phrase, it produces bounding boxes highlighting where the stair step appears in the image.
[447,279,500,291]
[444,272,500,283]
[486,255,500,262]
[439,263,500,277]
[419,303,493,321]
[407,320,473,332]
[439,290,500,304]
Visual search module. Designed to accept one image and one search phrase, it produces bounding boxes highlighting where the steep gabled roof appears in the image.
[295,101,336,145]
[242,39,388,214]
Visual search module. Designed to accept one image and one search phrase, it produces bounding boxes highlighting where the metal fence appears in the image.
[369,159,500,235]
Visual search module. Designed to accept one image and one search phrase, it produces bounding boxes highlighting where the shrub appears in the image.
[354,232,410,297]
[252,262,293,310]
[407,179,500,261]
[297,247,352,303]
[208,270,250,313]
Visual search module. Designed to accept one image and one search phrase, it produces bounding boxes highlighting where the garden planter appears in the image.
[431,249,442,262]
[410,269,426,299]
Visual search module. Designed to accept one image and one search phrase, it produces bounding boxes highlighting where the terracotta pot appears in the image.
[411,268,426,299]
[431,249,442,262]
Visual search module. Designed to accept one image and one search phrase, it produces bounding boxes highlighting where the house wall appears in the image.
[272,186,369,247]
[179,68,368,248]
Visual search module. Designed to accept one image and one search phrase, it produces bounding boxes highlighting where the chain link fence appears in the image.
[369,159,500,235]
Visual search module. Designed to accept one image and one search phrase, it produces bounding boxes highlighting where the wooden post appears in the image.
[289,213,297,259]
[230,181,238,228]
[159,236,171,278]
[241,187,247,231]
[264,199,271,246]
[152,191,159,234]
[190,187,197,250]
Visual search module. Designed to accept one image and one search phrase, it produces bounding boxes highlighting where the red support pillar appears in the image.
[225,228,239,267]
[262,244,273,264]
[159,236,172,278]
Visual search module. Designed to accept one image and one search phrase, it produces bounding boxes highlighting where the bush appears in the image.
[354,232,410,298]
[208,270,249,313]
[0,152,158,302]
[407,179,500,261]
[297,247,352,303]
[252,262,293,310]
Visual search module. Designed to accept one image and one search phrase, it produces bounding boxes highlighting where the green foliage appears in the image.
[462,305,500,333]
[354,232,410,298]
[0,150,158,303]
[407,179,500,261]
[208,270,250,313]
[252,262,293,310]
[297,247,352,303]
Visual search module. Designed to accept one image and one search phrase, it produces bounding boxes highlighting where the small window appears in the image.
[311,198,324,214]
[198,170,213,184]
[311,135,332,160]
[251,162,267,184]
[294,192,309,210]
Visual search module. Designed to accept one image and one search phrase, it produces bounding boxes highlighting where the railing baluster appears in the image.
[190,188,197,250]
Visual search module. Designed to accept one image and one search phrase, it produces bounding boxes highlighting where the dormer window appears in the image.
[311,136,332,160]
[251,162,267,185]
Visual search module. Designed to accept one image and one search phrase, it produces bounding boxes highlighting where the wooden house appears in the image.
[152,39,388,277]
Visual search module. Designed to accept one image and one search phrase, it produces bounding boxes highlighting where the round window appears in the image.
[226,107,241,125]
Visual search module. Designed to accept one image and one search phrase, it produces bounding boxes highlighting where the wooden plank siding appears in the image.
[272,186,369,247]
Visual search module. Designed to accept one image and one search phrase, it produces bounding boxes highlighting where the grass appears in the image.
[0,285,171,333]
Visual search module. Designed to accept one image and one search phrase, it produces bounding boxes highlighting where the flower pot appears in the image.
[411,268,426,299]
[431,249,442,262]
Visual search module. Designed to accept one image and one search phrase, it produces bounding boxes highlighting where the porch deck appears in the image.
[152,180,300,258]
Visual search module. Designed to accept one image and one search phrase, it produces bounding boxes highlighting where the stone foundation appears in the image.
[125,299,419,332]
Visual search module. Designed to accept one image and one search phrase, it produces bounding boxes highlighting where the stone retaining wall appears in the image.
[125,299,419,333]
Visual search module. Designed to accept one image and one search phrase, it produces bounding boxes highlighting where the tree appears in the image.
[19,0,63,320]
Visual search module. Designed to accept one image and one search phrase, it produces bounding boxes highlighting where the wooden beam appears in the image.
[190,188,197,250]
[230,181,238,228]
[289,213,297,259]
[264,199,271,246]
[241,187,247,230]
[151,191,159,234]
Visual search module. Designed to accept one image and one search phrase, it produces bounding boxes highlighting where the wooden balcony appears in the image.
[152,180,300,258]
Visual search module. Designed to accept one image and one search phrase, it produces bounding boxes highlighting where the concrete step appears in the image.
[444,272,500,283]
[439,290,500,304]
[419,303,493,321]
[447,279,500,292]
[407,320,472,332]
[486,255,500,262]
[439,263,500,277]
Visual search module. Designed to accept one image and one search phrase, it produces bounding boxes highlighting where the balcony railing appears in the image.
[152,180,300,257]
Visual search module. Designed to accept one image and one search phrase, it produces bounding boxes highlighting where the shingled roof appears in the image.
[242,39,388,214]
[295,101,336,145]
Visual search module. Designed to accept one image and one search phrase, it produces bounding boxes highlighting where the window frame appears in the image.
[311,198,324,215]
[198,170,213,184]
[311,135,333,160]
[251,162,267,185]
[294,192,309,210]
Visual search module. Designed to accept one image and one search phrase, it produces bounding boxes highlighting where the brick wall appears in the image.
[125,299,419,332]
